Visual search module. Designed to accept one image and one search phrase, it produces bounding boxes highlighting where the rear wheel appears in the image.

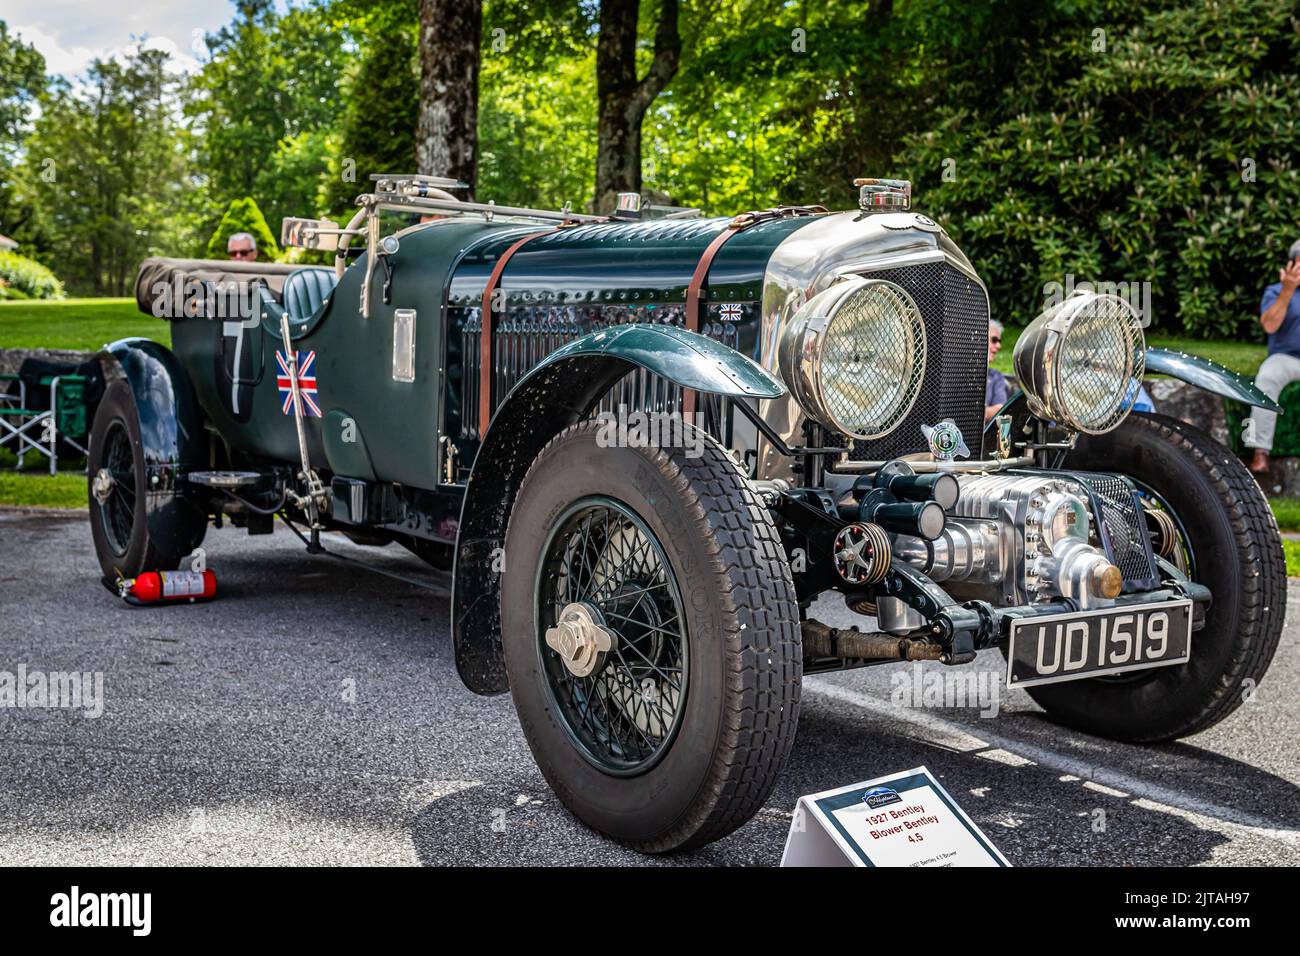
[1023,413,1285,741]
[88,380,205,580]
[501,420,802,851]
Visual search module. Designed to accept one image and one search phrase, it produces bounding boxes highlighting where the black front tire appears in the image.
[1023,412,1285,742]
[87,380,205,580]
[500,420,802,852]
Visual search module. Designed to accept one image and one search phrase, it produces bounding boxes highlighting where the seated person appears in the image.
[1247,239,1300,474]
[985,320,1010,423]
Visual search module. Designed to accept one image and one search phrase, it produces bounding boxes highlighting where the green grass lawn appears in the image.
[0,297,152,506]
[0,468,86,509]
[1283,540,1300,578]
[0,298,167,351]
[1269,496,1300,533]
[1269,498,1300,577]
[0,447,86,509]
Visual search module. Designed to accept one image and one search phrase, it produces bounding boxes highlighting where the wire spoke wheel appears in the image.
[502,420,800,850]
[536,497,688,776]
[98,420,136,557]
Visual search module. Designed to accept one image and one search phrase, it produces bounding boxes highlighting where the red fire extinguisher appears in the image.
[115,569,217,606]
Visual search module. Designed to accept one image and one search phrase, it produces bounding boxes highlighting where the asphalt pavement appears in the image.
[1,512,1297,866]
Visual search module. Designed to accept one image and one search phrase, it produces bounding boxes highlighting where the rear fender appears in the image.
[96,337,209,554]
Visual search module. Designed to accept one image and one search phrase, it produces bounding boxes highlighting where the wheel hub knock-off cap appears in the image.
[545,602,616,678]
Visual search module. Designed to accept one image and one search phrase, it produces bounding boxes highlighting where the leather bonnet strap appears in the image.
[684,221,747,335]
[681,218,752,416]
[479,229,554,430]
[680,207,827,416]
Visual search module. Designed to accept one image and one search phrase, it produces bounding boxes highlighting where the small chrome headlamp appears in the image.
[1013,289,1146,435]
[778,276,927,440]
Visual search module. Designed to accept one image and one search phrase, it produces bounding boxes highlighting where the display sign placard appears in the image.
[781,766,1009,867]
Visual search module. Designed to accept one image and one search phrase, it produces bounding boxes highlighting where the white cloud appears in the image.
[7,24,97,80]
[11,23,201,80]
[4,1,288,81]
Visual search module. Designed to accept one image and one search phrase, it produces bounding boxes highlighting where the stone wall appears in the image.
[1145,378,1232,448]
[1145,376,1300,495]
[0,347,95,377]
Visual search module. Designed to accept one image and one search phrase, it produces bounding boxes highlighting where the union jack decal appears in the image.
[719,303,743,321]
[276,349,321,417]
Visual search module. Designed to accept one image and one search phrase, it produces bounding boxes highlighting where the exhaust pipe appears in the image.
[802,618,943,661]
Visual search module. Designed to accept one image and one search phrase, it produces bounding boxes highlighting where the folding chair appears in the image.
[0,373,90,475]
[0,372,50,470]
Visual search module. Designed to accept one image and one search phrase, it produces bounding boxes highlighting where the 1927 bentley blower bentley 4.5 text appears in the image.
[88,175,1285,852]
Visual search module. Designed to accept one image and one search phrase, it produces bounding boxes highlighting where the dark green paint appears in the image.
[445,215,814,308]
[534,324,784,399]
[323,407,376,480]
[161,214,819,493]
[1146,346,1281,412]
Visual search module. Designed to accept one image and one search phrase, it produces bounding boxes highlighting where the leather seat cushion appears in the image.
[283,268,339,321]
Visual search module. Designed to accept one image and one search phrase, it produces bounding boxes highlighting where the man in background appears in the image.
[226,232,258,261]
[1247,239,1300,475]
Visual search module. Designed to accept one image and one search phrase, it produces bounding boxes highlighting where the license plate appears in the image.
[1006,600,1192,688]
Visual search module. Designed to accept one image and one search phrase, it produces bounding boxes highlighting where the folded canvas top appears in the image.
[134,257,306,318]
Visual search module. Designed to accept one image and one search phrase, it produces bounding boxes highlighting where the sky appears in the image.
[1,0,288,79]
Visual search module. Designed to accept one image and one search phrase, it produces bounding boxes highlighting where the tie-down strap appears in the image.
[479,229,555,430]
[476,206,828,427]
[681,205,827,413]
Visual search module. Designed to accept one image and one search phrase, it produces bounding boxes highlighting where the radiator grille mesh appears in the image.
[838,261,989,461]
[1064,471,1160,592]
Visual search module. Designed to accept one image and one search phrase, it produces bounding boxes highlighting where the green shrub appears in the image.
[0,251,65,300]
[896,0,1300,339]
[204,196,281,261]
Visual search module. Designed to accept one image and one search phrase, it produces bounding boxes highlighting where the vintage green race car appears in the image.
[87,174,1285,852]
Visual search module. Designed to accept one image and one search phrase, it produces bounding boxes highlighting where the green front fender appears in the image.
[1145,347,1281,413]
[532,323,785,400]
[452,324,783,696]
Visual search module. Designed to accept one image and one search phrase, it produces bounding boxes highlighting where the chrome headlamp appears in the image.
[778,276,927,440]
[1013,290,1146,435]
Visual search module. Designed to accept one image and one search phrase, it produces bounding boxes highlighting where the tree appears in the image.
[0,21,48,238]
[0,21,44,151]
[594,0,680,214]
[205,196,281,260]
[416,0,482,196]
[321,3,419,217]
[13,46,197,295]
[190,0,347,232]
[894,0,1300,338]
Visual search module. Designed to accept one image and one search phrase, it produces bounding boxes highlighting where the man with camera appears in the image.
[1247,239,1300,475]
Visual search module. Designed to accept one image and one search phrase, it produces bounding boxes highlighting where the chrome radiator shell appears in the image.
[756,213,989,482]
